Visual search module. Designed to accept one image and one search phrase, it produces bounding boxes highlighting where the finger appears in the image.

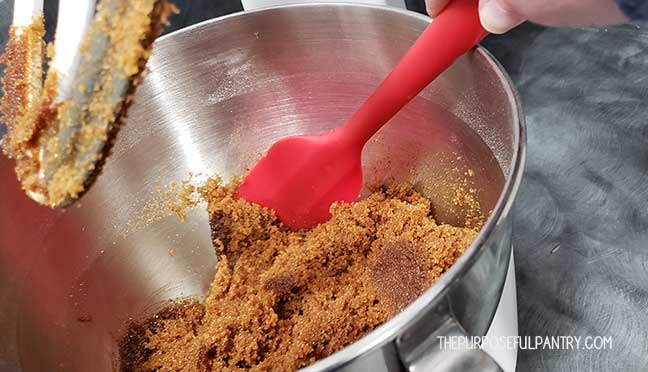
[478,0,525,34]
[425,0,450,16]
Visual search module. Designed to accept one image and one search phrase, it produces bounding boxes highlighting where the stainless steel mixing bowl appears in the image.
[0,4,524,372]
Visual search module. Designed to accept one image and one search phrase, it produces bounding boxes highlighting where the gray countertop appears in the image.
[1,1,647,371]
[483,23,648,371]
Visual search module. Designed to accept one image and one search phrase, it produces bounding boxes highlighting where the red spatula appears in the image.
[236,0,488,229]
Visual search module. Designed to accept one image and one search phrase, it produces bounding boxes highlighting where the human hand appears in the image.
[425,0,629,34]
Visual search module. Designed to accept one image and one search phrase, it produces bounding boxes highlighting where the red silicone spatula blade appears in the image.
[236,0,487,229]
[235,132,363,229]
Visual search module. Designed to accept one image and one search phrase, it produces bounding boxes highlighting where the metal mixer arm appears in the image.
[1,0,175,208]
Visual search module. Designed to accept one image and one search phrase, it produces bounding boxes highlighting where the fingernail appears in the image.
[479,0,525,34]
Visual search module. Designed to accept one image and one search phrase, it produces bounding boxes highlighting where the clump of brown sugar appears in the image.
[121,180,478,372]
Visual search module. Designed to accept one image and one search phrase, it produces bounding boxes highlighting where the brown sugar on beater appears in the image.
[0,1,178,207]
[121,180,477,372]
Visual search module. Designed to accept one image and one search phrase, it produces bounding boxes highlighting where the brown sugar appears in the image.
[121,180,477,371]
[120,180,478,372]
[40,0,179,207]
[0,1,177,207]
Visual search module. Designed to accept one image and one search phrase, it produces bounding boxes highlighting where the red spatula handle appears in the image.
[337,0,488,146]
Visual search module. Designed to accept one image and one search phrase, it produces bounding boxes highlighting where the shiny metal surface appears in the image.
[399,315,504,372]
[0,4,523,372]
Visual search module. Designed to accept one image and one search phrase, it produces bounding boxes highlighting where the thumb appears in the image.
[479,0,525,34]
[426,0,450,16]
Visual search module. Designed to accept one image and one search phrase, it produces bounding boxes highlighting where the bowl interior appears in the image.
[0,5,518,372]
